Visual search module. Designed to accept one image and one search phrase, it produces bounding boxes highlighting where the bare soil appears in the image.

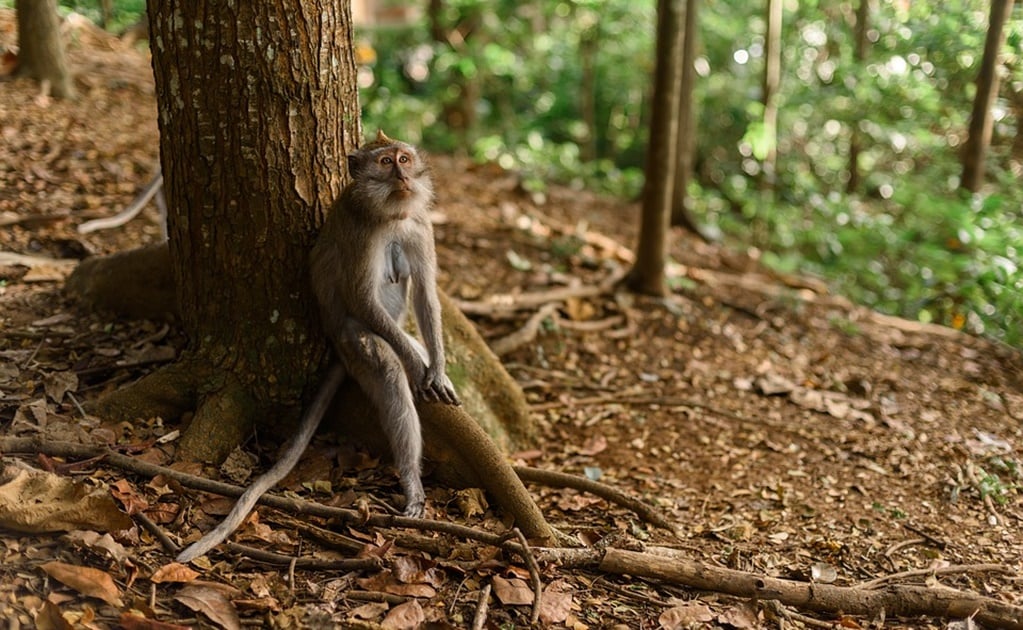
[1,14,1020,629]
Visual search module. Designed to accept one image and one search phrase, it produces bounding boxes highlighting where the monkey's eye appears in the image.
[380,156,393,165]
[398,154,410,164]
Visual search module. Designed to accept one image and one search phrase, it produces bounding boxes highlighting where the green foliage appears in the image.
[712,177,1022,345]
[358,0,653,198]
[53,0,145,31]
[11,0,1018,344]
[0,0,146,30]
[358,0,1023,345]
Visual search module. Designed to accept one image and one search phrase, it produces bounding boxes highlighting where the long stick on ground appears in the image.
[545,547,1022,630]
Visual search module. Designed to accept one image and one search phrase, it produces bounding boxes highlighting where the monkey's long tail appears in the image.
[175,363,346,563]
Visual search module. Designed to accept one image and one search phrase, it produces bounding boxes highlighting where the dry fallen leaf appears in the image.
[150,562,200,584]
[117,611,192,630]
[34,599,73,630]
[453,487,488,518]
[538,582,574,625]
[43,371,79,403]
[350,601,388,620]
[174,583,241,630]
[380,600,425,630]
[717,601,760,629]
[492,575,534,606]
[378,576,436,598]
[63,531,128,563]
[0,462,132,533]
[659,602,714,629]
[40,561,125,608]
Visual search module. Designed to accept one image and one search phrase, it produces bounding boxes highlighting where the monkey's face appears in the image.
[350,142,433,218]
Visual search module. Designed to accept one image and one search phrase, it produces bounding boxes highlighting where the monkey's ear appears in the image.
[376,129,392,143]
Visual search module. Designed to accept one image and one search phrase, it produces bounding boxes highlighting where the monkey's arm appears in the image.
[175,363,346,562]
[411,237,460,406]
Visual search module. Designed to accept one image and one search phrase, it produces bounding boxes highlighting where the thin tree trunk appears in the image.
[146,0,358,461]
[961,0,1015,192]
[670,0,706,238]
[846,0,870,194]
[98,0,114,28]
[626,0,685,297]
[760,0,782,190]
[14,0,75,99]
[579,25,599,162]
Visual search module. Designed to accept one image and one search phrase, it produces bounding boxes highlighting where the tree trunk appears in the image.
[14,0,75,100]
[579,25,599,163]
[961,0,1015,193]
[626,0,686,297]
[669,0,706,239]
[98,0,114,29]
[846,0,870,194]
[429,2,481,147]
[760,0,783,191]
[139,0,359,462]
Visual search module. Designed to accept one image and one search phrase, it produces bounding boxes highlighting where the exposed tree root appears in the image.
[84,358,200,426]
[176,372,257,464]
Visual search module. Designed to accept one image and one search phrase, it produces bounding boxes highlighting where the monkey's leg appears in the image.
[175,363,346,562]
[341,326,425,517]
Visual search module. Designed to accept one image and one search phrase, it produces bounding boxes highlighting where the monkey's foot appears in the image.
[402,499,425,518]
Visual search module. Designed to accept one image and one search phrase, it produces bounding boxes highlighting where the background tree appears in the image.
[845,0,871,194]
[627,0,686,297]
[961,0,1016,192]
[669,0,705,237]
[759,0,782,190]
[14,0,75,99]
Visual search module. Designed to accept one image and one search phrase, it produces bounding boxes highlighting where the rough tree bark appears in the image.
[133,0,356,463]
[961,0,1015,192]
[14,0,75,99]
[626,0,686,297]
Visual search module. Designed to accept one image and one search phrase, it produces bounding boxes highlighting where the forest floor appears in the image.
[1,12,1021,630]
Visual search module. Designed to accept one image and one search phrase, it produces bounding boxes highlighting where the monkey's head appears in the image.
[348,130,433,219]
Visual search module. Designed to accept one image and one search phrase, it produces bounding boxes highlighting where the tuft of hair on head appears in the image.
[359,129,400,153]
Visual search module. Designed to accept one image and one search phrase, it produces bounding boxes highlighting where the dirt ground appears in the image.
[1,13,1021,630]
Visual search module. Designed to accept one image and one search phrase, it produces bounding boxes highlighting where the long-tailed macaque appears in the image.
[175,131,458,563]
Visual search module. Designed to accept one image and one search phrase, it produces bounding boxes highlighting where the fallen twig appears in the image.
[490,303,560,356]
[471,582,492,630]
[855,564,1013,590]
[509,527,542,625]
[221,542,382,571]
[514,465,679,535]
[542,546,1023,630]
[456,266,627,316]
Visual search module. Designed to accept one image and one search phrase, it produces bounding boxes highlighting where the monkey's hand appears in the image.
[417,365,461,406]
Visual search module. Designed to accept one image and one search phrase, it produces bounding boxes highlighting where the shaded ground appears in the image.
[1,14,1021,629]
